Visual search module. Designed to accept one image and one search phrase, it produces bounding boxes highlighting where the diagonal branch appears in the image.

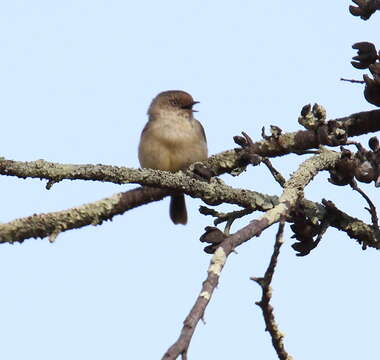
[162,148,341,359]
[0,187,171,243]
[0,177,277,243]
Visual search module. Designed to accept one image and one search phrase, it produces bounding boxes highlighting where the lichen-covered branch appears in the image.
[0,174,277,243]
[1,150,378,248]
[162,149,341,360]
[205,109,380,173]
[2,147,379,249]
[0,187,172,243]
[315,199,380,249]
[0,157,273,210]
[1,109,380,186]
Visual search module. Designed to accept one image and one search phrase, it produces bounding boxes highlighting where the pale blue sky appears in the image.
[0,1,379,359]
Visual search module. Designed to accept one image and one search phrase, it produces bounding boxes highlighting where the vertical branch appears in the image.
[251,221,293,360]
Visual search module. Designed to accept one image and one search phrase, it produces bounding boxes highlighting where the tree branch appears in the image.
[0,174,277,243]
[2,149,379,250]
[1,109,380,186]
[162,149,341,359]
[251,221,293,360]
[0,187,171,243]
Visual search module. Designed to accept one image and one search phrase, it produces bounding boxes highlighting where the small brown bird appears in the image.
[138,90,208,224]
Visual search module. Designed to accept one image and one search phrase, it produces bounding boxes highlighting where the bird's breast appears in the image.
[139,115,207,172]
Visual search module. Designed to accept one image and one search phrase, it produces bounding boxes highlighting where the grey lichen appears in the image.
[208,247,227,275]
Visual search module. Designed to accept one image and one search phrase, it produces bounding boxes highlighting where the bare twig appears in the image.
[251,220,293,360]
[350,180,380,234]
[293,150,320,155]
[199,206,254,225]
[261,158,286,187]
[340,78,365,84]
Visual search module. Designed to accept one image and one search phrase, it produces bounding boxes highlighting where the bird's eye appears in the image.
[169,99,179,107]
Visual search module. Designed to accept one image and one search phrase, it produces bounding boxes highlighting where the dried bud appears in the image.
[328,155,356,186]
[369,63,380,76]
[325,120,348,145]
[192,163,213,181]
[298,103,326,130]
[364,74,380,106]
[349,1,380,20]
[200,226,226,244]
[341,147,353,159]
[355,160,376,183]
[270,125,282,138]
[233,135,248,148]
[234,132,262,166]
[203,244,220,254]
[290,217,321,257]
[290,220,319,238]
[312,103,327,121]
[351,42,378,68]
[300,104,311,117]
[291,238,319,257]
[328,170,353,186]
[369,137,380,151]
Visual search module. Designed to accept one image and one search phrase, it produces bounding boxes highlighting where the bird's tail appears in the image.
[170,195,187,225]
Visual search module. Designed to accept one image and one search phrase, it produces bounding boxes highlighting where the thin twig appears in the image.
[340,78,365,84]
[261,158,286,187]
[199,206,254,225]
[251,220,293,360]
[350,180,380,234]
[293,150,319,155]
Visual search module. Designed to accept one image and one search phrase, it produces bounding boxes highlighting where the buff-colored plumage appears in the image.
[138,90,208,224]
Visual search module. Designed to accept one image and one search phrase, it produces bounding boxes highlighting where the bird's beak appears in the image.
[192,101,200,112]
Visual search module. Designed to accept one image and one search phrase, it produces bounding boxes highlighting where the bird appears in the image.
[138,90,208,224]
